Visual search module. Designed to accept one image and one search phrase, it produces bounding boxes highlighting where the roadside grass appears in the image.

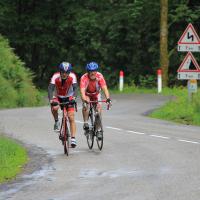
[111,85,157,94]
[150,88,200,126]
[0,136,28,183]
[111,85,200,126]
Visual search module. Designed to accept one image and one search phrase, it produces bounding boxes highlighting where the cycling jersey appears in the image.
[50,72,77,98]
[80,72,106,96]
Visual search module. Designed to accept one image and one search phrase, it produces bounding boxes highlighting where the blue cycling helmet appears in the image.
[59,62,72,73]
[86,62,99,71]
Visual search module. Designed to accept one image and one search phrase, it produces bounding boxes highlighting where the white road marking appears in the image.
[126,130,145,135]
[178,139,199,144]
[150,135,170,139]
[106,126,122,131]
[75,120,200,145]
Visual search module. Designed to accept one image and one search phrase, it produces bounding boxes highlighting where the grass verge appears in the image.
[149,88,200,126]
[0,136,28,183]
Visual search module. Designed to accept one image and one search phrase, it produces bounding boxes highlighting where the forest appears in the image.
[0,0,199,89]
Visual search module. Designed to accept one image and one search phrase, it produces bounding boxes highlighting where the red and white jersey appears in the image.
[50,72,77,97]
[80,72,106,95]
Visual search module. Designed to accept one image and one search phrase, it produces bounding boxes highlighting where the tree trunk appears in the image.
[160,0,169,87]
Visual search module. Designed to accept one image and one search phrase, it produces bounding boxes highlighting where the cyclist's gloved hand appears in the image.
[106,98,112,104]
[83,99,89,104]
[69,96,76,103]
[50,101,59,106]
[83,99,89,108]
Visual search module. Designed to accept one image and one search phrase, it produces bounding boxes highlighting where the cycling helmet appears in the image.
[86,62,99,71]
[59,62,72,73]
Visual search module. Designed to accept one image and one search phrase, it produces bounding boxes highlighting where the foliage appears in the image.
[139,75,157,88]
[0,1,199,88]
[0,35,43,108]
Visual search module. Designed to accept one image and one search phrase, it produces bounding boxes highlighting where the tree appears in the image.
[160,0,169,87]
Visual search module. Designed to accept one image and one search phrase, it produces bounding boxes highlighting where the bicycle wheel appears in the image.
[86,110,94,149]
[62,109,69,155]
[95,114,103,150]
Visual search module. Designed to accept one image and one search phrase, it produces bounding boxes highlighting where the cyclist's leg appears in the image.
[82,95,90,129]
[51,97,60,131]
[96,93,102,125]
[67,108,76,138]
[95,94,103,140]
[67,107,77,147]
[97,93,102,114]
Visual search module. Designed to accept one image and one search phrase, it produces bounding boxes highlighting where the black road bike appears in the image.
[85,100,110,150]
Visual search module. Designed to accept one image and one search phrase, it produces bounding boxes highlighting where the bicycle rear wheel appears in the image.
[86,111,94,149]
[95,114,103,150]
[64,123,70,155]
[61,110,69,156]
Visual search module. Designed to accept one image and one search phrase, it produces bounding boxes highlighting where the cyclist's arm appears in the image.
[72,83,78,98]
[48,83,55,102]
[101,85,110,99]
[80,87,87,101]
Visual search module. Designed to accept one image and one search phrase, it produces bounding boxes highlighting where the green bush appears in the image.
[0,35,43,108]
[139,74,156,88]
[0,76,18,108]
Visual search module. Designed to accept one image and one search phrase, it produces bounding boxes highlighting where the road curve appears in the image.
[1,94,200,200]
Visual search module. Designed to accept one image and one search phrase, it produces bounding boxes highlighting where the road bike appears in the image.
[52,98,77,156]
[85,100,111,151]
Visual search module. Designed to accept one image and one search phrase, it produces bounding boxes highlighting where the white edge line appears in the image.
[178,139,199,144]
[126,130,145,135]
[76,121,200,145]
[106,126,122,131]
[150,135,169,139]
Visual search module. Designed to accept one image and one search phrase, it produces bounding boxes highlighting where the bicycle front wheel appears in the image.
[61,114,69,156]
[87,112,94,149]
[95,114,103,150]
[64,124,70,156]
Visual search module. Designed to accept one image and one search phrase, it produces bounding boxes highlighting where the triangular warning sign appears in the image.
[178,23,200,44]
[177,52,200,72]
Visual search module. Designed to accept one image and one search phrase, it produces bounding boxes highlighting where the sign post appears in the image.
[177,23,200,102]
[157,69,162,93]
[188,79,197,102]
[119,70,124,92]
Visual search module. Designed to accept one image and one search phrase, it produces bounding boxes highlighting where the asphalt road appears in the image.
[0,94,200,200]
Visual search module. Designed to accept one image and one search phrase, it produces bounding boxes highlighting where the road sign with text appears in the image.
[178,23,200,52]
[177,52,200,80]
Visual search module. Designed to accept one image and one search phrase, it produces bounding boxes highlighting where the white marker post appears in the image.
[119,70,124,91]
[157,69,162,93]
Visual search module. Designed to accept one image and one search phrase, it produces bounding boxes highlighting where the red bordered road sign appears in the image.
[177,23,200,52]
[177,52,200,80]
[177,52,200,72]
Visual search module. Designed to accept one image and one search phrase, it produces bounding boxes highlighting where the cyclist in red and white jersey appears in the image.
[48,62,77,148]
[80,61,111,133]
